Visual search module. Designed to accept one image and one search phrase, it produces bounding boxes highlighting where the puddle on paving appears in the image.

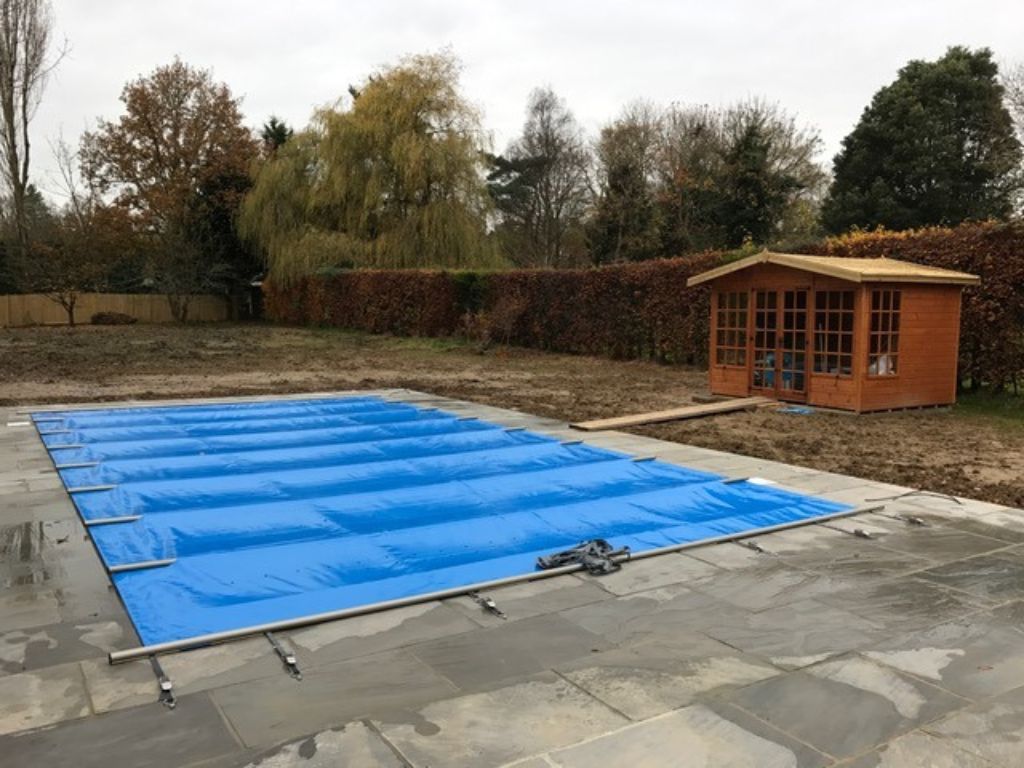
[0,520,107,595]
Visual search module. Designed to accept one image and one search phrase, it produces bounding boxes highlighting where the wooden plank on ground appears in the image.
[571,396,774,432]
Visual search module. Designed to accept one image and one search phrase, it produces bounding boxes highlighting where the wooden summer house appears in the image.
[686,252,980,412]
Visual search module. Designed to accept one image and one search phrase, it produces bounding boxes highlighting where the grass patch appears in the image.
[955,389,1024,429]
[307,326,473,354]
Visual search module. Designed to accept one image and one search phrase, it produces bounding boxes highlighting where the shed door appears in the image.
[749,289,808,401]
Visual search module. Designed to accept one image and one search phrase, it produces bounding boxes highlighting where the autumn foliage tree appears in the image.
[81,59,258,319]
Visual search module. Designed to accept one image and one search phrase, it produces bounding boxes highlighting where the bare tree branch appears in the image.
[0,0,62,251]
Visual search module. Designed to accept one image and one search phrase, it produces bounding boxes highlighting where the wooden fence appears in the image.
[0,293,231,327]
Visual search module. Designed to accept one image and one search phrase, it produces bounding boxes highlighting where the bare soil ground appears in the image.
[2,323,1021,507]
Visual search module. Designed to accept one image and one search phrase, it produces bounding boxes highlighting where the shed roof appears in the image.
[686,251,981,287]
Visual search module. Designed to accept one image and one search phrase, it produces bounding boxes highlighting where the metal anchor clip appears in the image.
[265,631,302,680]
[468,591,507,620]
[149,655,176,709]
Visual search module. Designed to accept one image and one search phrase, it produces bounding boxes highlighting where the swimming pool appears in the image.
[34,395,851,652]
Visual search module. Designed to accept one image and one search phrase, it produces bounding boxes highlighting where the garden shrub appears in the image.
[91,311,138,325]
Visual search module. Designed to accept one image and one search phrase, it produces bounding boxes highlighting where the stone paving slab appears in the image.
[724,654,967,760]
[915,508,1024,544]
[843,730,998,767]
[922,683,1024,766]
[285,599,480,666]
[409,614,610,692]
[376,673,628,768]
[0,659,92,735]
[756,525,934,581]
[696,598,889,669]
[0,616,133,678]
[0,692,240,768]
[816,577,989,634]
[555,631,782,720]
[681,556,854,611]
[229,722,404,768]
[81,636,286,714]
[917,547,1024,603]
[210,647,459,749]
[559,582,731,646]
[538,703,832,768]
[862,610,1024,701]
[443,575,610,628]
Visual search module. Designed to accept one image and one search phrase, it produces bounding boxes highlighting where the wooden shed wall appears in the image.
[707,264,964,411]
[857,283,962,411]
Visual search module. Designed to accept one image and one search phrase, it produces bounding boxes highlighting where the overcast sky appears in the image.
[33,0,1023,201]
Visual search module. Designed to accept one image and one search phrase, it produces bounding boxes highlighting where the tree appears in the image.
[655,104,726,254]
[822,47,1023,234]
[654,100,823,254]
[1002,61,1024,141]
[716,105,813,247]
[260,115,293,155]
[0,0,59,253]
[17,143,131,324]
[488,88,590,267]
[241,51,496,280]
[589,102,662,263]
[80,59,259,319]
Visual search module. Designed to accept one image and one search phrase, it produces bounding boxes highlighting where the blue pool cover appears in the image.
[34,395,850,646]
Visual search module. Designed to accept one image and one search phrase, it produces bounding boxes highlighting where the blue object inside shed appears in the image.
[34,395,851,647]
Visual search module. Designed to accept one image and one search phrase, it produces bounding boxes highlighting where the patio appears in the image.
[2,390,1023,767]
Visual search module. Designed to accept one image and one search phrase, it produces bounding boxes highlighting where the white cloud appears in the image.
[31,0,1024,201]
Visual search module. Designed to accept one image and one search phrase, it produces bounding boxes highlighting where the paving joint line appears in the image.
[718,700,840,763]
[362,717,415,768]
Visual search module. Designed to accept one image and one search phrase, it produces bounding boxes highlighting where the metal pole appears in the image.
[19,391,373,416]
[67,484,117,494]
[108,558,176,574]
[85,515,142,527]
[108,503,882,664]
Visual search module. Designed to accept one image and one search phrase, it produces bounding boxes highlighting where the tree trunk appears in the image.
[167,293,191,323]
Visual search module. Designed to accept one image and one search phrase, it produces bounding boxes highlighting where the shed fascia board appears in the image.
[686,252,981,287]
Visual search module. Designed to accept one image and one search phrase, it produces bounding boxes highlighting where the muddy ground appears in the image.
[2,323,1021,507]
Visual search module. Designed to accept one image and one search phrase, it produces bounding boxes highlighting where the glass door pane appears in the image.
[750,290,777,392]
[779,290,808,397]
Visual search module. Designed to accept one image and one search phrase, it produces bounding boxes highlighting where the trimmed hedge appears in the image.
[808,222,1024,390]
[264,252,722,365]
[264,221,1024,388]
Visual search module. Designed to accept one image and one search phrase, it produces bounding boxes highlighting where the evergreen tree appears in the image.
[822,46,1023,233]
[260,116,293,154]
[717,117,799,247]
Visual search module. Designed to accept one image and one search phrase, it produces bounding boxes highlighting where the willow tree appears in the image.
[240,52,496,281]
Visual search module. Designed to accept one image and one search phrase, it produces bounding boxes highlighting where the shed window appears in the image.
[715,291,748,366]
[813,290,854,376]
[868,289,900,376]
